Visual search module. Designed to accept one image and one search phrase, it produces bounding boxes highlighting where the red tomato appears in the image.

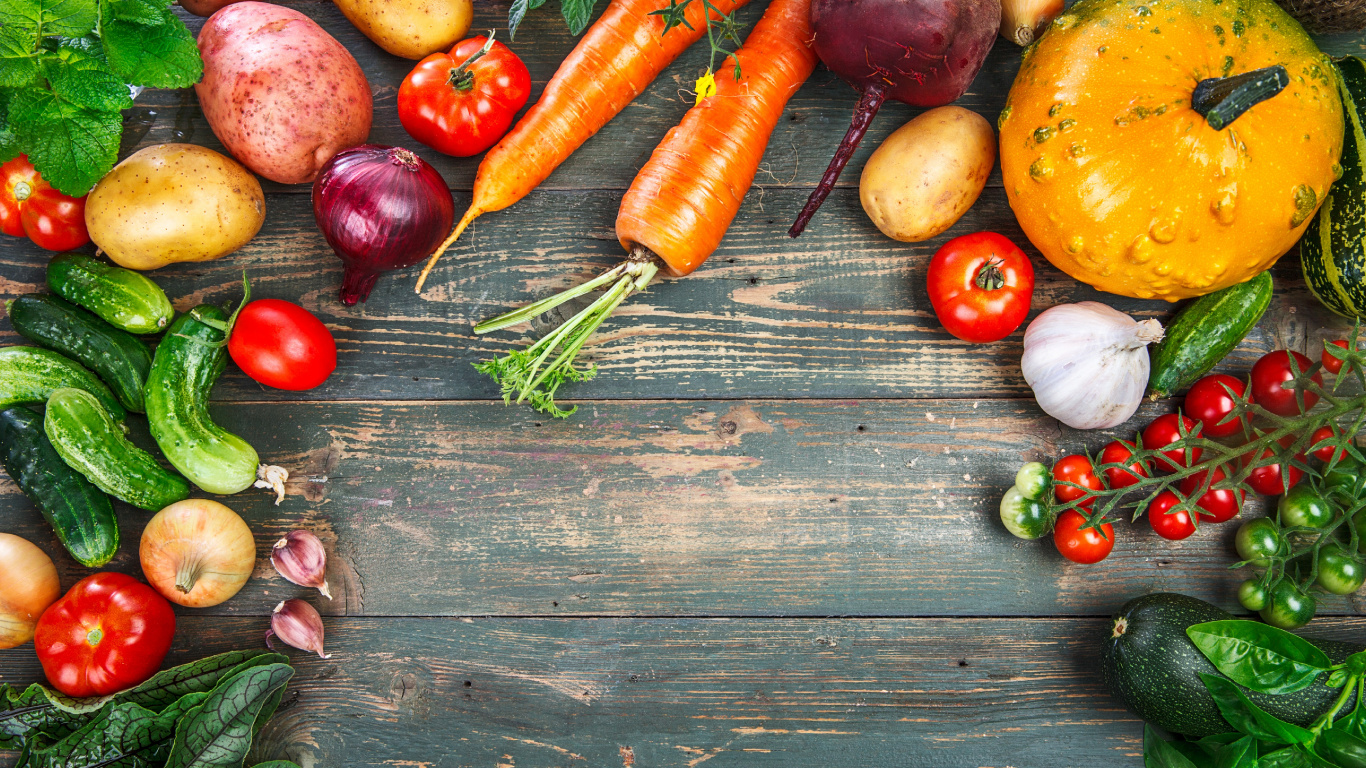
[926,232,1034,343]
[1148,491,1196,540]
[1323,340,1350,375]
[1052,454,1101,506]
[0,155,89,251]
[1251,350,1321,417]
[1100,439,1147,489]
[33,573,175,697]
[1311,425,1346,463]
[1242,446,1305,496]
[1142,413,1202,472]
[228,299,337,390]
[398,36,532,157]
[1053,509,1114,564]
[1184,374,1250,438]
[1179,466,1243,523]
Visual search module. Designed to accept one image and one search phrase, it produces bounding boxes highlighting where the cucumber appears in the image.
[145,306,258,495]
[44,387,190,511]
[0,406,117,567]
[8,295,153,413]
[1147,271,1274,399]
[1102,592,1362,738]
[0,346,126,421]
[1303,56,1366,319]
[46,253,174,334]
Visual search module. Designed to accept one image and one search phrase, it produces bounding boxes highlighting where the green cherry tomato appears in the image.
[1317,544,1366,595]
[1260,580,1317,630]
[1279,485,1334,529]
[1014,462,1050,500]
[1238,579,1269,612]
[1000,485,1053,540]
[1325,456,1363,498]
[1236,518,1282,567]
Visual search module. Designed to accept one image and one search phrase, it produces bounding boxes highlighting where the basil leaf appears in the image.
[1200,674,1316,746]
[1212,735,1258,768]
[1147,724,1200,768]
[1187,621,1333,695]
[1257,747,1312,768]
[164,663,294,768]
[24,693,205,768]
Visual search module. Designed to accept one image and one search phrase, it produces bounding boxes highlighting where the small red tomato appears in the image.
[229,299,337,390]
[0,155,89,251]
[1184,374,1250,438]
[1179,466,1243,523]
[926,232,1034,343]
[1311,425,1346,463]
[1053,509,1115,564]
[1242,447,1305,496]
[1323,340,1350,375]
[1148,491,1196,540]
[398,36,532,157]
[33,573,175,697]
[1142,413,1202,472]
[1053,454,1101,506]
[1100,439,1147,489]
[1251,350,1321,417]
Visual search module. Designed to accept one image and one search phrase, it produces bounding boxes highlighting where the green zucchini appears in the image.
[1147,271,1274,399]
[8,295,152,413]
[44,387,190,511]
[145,306,258,495]
[1303,56,1366,318]
[0,406,117,567]
[1102,592,1361,738]
[46,252,174,334]
[0,346,126,421]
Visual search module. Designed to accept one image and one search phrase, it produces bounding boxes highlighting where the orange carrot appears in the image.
[472,0,816,417]
[414,0,752,291]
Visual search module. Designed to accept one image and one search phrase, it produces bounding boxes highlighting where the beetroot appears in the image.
[789,0,1001,236]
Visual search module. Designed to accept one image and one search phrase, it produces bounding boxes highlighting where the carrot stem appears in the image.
[788,83,887,237]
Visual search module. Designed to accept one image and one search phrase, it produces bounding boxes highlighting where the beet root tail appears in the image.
[788,84,887,237]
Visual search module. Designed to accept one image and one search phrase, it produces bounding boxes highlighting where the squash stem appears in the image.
[1192,65,1289,130]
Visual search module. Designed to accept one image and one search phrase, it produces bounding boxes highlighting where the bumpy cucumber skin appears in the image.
[1303,57,1366,318]
[0,346,126,421]
[44,387,190,511]
[0,406,117,567]
[46,253,174,334]
[145,306,258,495]
[1148,272,1274,399]
[9,295,153,413]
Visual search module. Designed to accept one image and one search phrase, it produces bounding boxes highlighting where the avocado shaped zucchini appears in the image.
[46,252,174,334]
[8,295,153,413]
[0,346,126,421]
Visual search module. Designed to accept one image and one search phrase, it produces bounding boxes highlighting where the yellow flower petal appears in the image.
[694,70,716,106]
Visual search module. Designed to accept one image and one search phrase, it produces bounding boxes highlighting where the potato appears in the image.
[85,144,265,271]
[196,2,373,184]
[335,0,472,60]
[179,0,240,17]
[859,106,996,243]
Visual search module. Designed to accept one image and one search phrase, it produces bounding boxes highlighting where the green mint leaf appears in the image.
[46,60,133,112]
[102,0,168,25]
[102,11,202,88]
[1186,620,1333,695]
[507,0,545,40]
[0,91,19,162]
[0,24,41,88]
[57,35,108,66]
[559,0,597,35]
[9,86,120,194]
[0,0,97,38]
[164,663,294,768]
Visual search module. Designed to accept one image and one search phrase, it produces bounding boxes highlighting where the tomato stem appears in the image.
[974,258,1006,291]
[447,31,497,92]
[12,181,30,202]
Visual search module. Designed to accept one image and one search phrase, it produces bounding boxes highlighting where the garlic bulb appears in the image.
[1021,302,1164,430]
[1000,0,1064,45]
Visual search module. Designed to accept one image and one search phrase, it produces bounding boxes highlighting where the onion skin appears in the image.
[312,145,454,304]
[140,499,256,608]
[1000,0,1063,45]
[0,533,59,649]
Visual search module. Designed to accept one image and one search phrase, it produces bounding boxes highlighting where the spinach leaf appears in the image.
[0,684,92,749]
[1187,621,1332,695]
[1200,674,1316,746]
[250,763,302,768]
[24,693,205,768]
[1147,725,1201,768]
[165,663,294,768]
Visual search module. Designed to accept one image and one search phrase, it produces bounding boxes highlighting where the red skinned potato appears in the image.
[179,0,240,16]
[196,2,373,184]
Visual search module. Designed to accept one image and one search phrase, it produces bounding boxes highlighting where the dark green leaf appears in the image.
[0,0,97,37]
[164,663,295,768]
[1214,736,1258,768]
[1171,741,1220,768]
[559,0,597,35]
[24,694,205,768]
[1187,621,1333,695]
[250,763,302,768]
[1257,747,1312,768]
[108,652,290,716]
[1201,674,1315,746]
[1147,725,1201,768]
[0,684,93,750]
[0,90,18,162]
[0,25,41,88]
[1329,669,1349,688]
[8,84,120,194]
[506,0,546,40]
[101,12,202,88]
[45,62,132,112]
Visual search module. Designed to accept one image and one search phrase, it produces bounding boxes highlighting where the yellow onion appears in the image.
[0,533,60,648]
[141,499,256,608]
[1000,0,1063,45]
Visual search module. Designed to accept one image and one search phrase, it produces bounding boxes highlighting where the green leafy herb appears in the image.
[1187,621,1333,695]
[1257,747,1315,768]
[1145,724,1201,768]
[24,693,206,768]
[1200,674,1316,746]
[164,662,295,768]
[1211,735,1256,768]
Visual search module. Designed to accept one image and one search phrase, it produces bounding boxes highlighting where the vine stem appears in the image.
[1311,672,1359,734]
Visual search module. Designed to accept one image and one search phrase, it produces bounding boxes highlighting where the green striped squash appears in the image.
[1303,56,1366,318]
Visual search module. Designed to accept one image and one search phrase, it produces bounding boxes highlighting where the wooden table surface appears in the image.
[3,3,1366,766]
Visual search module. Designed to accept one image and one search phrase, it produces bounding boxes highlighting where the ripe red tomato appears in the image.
[1100,439,1147,489]
[1053,509,1114,564]
[1148,491,1196,540]
[1323,340,1350,375]
[1310,425,1346,463]
[1179,466,1243,523]
[0,155,89,251]
[1251,350,1321,417]
[1184,374,1250,438]
[229,299,337,390]
[926,232,1034,343]
[33,573,175,697]
[1242,446,1305,496]
[1052,454,1101,506]
[398,36,532,157]
[1142,413,1202,472]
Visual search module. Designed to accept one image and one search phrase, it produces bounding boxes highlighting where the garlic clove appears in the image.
[266,598,330,659]
[255,464,290,505]
[271,529,331,599]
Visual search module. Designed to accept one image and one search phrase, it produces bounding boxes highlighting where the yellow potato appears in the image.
[859,106,996,243]
[85,144,265,271]
[336,0,473,60]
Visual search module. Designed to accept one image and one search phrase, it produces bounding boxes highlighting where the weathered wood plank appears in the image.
[4,398,1359,619]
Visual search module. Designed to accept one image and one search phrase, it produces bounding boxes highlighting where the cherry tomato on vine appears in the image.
[1179,466,1242,523]
[1235,518,1281,566]
[398,35,532,158]
[1099,439,1147,489]
[228,299,338,391]
[1241,447,1304,496]
[925,232,1034,343]
[1052,454,1101,506]
[1278,485,1333,529]
[1323,340,1350,375]
[1261,580,1316,630]
[1184,374,1250,438]
[0,155,89,251]
[1310,425,1346,463]
[1251,350,1321,417]
[1053,509,1114,564]
[1148,490,1196,540]
[1142,413,1202,472]
[1238,579,1268,611]
[1316,544,1366,595]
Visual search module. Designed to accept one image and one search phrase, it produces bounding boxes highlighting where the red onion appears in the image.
[312,145,454,304]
